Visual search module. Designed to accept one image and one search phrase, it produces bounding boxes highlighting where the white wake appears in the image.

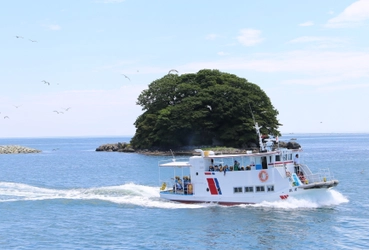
[0,182,348,209]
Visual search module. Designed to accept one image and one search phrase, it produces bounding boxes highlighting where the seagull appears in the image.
[168,69,178,74]
[206,105,212,111]
[122,74,131,81]
[15,36,24,39]
[53,110,63,114]
[4,116,9,119]
[62,107,71,111]
[14,105,22,108]
[42,80,50,85]
[29,39,37,42]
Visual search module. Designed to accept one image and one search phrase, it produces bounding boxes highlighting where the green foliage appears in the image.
[130,69,281,149]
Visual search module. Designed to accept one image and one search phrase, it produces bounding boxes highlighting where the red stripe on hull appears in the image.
[168,199,256,206]
[206,178,218,195]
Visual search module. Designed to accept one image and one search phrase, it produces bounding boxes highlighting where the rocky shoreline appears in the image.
[0,145,41,154]
[95,142,257,156]
[95,140,301,156]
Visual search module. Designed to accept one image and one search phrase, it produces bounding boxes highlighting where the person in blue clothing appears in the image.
[174,176,183,191]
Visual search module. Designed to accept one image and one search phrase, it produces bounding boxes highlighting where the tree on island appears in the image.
[130,69,281,149]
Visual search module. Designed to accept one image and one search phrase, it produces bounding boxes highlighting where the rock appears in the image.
[286,141,301,149]
[0,145,41,154]
[95,143,135,153]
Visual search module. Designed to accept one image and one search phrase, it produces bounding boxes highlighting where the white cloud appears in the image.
[44,24,61,31]
[181,49,369,88]
[325,0,369,28]
[299,21,314,27]
[317,83,369,92]
[288,36,348,48]
[217,51,230,56]
[206,34,219,40]
[237,29,263,46]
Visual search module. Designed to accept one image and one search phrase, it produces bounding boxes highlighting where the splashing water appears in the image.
[0,181,348,210]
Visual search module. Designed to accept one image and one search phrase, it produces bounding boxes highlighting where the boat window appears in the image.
[283,154,287,161]
[262,157,267,169]
[267,185,274,192]
[233,187,243,193]
[244,186,254,193]
[276,155,281,162]
[256,186,265,192]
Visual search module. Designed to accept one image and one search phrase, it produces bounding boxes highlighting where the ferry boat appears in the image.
[159,124,339,205]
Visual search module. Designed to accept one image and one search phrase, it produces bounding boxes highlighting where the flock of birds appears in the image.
[15,35,37,42]
[5,35,180,122]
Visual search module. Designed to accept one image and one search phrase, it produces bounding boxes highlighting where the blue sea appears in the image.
[0,134,368,249]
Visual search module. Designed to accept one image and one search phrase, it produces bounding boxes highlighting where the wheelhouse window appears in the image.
[256,186,265,192]
[244,186,254,193]
[234,187,243,193]
[267,185,274,192]
[283,154,287,161]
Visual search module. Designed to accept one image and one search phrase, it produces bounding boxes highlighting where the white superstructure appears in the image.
[159,134,338,205]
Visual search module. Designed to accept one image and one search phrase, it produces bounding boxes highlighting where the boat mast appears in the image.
[248,100,265,152]
[254,122,266,151]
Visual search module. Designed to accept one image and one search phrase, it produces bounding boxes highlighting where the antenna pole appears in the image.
[248,99,265,151]
[170,149,176,161]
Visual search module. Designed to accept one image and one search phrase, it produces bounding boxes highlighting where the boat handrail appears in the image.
[304,168,335,183]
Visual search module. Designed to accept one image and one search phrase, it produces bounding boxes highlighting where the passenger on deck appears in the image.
[234,160,240,171]
[294,154,300,173]
[183,176,190,194]
[175,178,183,190]
[298,171,306,183]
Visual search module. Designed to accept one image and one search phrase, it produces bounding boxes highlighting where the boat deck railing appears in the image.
[305,168,335,184]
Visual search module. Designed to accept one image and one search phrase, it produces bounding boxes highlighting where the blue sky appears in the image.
[1,0,369,138]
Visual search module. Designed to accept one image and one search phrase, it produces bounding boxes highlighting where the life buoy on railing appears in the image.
[160,182,166,190]
[286,171,291,177]
[259,170,269,182]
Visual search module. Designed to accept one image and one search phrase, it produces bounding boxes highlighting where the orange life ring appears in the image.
[259,170,269,182]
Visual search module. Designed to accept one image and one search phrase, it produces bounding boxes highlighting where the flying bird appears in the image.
[122,74,131,81]
[4,116,9,119]
[14,105,22,108]
[15,36,24,39]
[42,80,50,85]
[168,69,178,74]
[53,110,64,114]
[62,107,71,111]
[29,39,37,42]
[206,105,212,111]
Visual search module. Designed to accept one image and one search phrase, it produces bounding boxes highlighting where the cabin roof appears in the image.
[159,161,191,167]
[204,151,279,158]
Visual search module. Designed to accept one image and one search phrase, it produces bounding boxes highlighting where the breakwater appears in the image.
[0,145,41,154]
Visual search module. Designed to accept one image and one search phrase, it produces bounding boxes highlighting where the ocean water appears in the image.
[0,134,368,249]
